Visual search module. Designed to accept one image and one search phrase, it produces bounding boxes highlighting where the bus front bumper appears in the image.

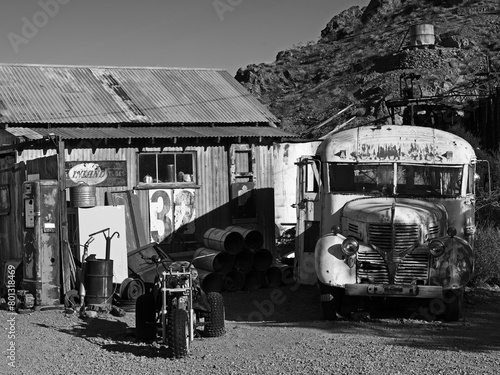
[345,284,443,299]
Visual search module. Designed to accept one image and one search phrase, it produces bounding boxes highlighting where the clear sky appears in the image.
[1,0,370,75]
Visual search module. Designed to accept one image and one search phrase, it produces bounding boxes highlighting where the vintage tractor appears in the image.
[135,254,225,358]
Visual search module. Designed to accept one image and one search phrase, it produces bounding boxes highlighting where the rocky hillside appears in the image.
[235,0,500,138]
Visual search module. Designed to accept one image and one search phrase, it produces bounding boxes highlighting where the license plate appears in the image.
[367,284,418,296]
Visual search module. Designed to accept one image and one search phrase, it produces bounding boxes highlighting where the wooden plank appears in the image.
[108,190,149,254]
[58,140,71,297]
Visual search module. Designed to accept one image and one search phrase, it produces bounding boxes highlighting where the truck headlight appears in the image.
[342,237,359,256]
[429,239,445,257]
[447,227,457,237]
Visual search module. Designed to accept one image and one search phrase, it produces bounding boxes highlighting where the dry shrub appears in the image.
[472,223,500,285]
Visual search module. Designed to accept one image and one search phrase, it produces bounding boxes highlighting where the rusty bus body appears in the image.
[294,125,476,321]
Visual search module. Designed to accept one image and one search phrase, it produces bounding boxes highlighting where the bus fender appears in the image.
[315,233,356,287]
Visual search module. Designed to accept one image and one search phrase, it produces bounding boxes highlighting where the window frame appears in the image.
[137,150,198,188]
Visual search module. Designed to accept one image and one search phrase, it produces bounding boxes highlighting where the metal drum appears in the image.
[70,183,96,208]
[203,228,244,255]
[84,259,114,305]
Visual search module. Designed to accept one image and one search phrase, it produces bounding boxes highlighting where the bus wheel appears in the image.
[443,288,464,321]
[318,282,342,320]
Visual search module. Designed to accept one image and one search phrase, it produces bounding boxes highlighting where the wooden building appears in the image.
[0,63,296,297]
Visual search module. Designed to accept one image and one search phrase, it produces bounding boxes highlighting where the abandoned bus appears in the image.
[294,125,477,321]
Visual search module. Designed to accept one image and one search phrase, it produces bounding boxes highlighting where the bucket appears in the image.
[409,24,435,47]
[203,228,244,255]
[84,259,114,305]
[226,225,264,251]
[70,183,96,208]
[193,247,235,274]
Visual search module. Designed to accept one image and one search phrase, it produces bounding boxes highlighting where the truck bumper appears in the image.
[345,284,443,299]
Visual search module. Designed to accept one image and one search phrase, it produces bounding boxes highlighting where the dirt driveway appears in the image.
[2,284,500,375]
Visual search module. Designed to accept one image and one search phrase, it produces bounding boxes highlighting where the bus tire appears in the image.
[443,288,464,322]
[318,282,341,320]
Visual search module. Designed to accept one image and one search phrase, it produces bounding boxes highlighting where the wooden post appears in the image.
[58,138,71,297]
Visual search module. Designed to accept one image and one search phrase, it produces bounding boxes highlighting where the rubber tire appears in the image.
[318,282,342,320]
[204,292,225,337]
[168,309,189,358]
[443,288,464,322]
[124,279,145,301]
[135,293,156,340]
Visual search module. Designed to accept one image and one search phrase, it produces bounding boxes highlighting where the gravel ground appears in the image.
[1,284,499,375]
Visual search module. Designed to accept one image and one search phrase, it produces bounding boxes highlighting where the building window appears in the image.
[139,152,196,183]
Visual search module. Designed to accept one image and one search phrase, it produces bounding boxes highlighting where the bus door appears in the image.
[294,156,321,285]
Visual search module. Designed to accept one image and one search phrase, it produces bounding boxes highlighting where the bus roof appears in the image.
[316,125,476,165]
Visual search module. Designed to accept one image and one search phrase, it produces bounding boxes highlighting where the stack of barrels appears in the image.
[193,226,293,293]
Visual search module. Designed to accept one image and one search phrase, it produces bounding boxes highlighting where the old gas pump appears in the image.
[22,180,61,306]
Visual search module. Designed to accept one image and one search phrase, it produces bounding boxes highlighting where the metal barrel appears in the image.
[223,270,245,292]
[243,270,265,291]
[193,247,235,274]
[409,24,435,46]
[70,183,96,208]
[273,263,294,285]
[234,249,254,273]
[225,225,264,251]
[197,269,224,293]
[84,259,114,305]
[252,248,273,271]
[166,164,175,182]
[264,266,283,288]
[203,228,244,255]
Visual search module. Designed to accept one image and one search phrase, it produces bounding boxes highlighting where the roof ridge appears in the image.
[0,62,225,71]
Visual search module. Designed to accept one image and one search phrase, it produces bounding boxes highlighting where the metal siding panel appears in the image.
[255,145,275,251]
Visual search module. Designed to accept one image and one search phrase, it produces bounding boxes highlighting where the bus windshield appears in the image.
[328,163,463,197]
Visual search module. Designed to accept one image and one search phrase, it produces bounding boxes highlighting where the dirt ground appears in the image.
[2,283,500,375]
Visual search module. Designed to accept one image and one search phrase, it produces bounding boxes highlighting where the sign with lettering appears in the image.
[65,161,127,187]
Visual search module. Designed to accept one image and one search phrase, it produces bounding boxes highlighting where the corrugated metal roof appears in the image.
[0,64,278,125]
[6,126,297,140]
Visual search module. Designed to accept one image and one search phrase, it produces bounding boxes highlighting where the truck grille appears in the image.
[357,247,389,284]
[368,223,419,253]
[394,252,430,284]
[357,246,430,284]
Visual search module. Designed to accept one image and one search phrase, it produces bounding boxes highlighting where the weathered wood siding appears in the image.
[14,143,276,255]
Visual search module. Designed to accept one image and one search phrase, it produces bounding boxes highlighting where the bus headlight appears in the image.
[447,227,457,237]
[429,239,445,257]
[342,237,359,256]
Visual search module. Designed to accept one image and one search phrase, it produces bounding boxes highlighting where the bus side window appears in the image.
[329,164,355,192]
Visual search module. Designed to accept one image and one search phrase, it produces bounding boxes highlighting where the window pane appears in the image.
[176,154,193,182]
[397,165,462,196]
[329,163,393,194]
[139,154,156,182]
[235,151,251,174]
[158,154,175,182]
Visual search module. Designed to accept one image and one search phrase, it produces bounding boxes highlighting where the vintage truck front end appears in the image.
[315,197,474,320]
